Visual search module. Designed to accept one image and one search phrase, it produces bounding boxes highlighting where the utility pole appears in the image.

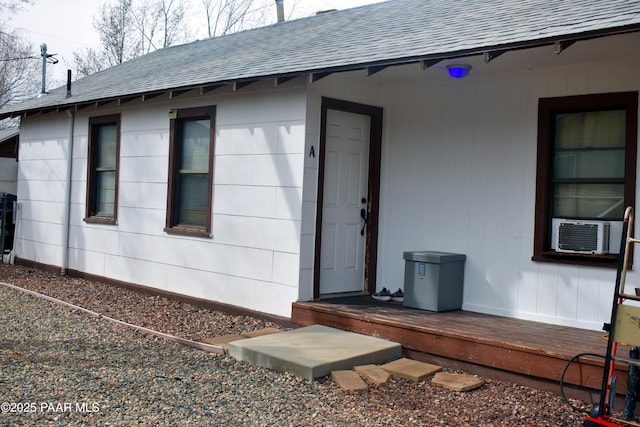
[40,43,58,95]
[40,43,47,94]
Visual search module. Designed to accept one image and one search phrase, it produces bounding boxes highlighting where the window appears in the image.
[165,106,216,237]
[86,114,120,224]
[533,92,638,265]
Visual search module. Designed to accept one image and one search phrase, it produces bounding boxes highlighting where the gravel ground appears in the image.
[0,263,592,426]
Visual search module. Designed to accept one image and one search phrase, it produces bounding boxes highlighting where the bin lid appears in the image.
[403,251,466,263]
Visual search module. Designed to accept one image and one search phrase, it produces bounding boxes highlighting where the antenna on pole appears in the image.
[39,43,58,95]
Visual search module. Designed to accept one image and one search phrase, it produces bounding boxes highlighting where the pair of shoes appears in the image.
[390,288,404,303]
[372,287,391,301]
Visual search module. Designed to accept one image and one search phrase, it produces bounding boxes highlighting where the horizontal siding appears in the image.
[15,88,307,318]
[12,33,639,327]
[377,57,639,330]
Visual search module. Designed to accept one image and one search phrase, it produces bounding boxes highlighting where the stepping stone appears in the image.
[332,370,368,393]
[354,364,391,386]
[381,358,442,382]
[241,327,282,338]
[201,334,246,353]
[432,372,484,391]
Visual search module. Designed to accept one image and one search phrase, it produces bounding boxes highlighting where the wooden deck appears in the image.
[291,297,628,401]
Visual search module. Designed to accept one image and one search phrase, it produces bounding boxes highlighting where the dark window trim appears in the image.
[313,97,383,298]
[164,106,216,238]
[85,114,121,225]
[0,135,18,160]
[533,91,638,267]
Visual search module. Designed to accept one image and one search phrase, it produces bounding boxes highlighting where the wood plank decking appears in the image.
[291,297,628,400]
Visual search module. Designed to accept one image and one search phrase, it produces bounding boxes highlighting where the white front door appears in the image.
[319,109,371,295]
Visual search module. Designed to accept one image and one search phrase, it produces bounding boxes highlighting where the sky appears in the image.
[4,0,387,85]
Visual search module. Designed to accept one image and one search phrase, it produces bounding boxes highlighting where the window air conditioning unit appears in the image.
[555,220,610,255]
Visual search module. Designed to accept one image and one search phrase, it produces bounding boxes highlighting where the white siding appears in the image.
[376,58,640,330]
[15,117,72,267]
[16,87,307,317]
[13,33,640,328]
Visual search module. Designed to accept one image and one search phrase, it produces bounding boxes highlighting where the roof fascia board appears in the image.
[5,24,639,121]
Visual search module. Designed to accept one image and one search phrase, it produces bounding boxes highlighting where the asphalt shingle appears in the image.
[2,0,639,117]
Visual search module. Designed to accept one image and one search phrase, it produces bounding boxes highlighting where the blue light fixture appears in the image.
[446,64,472,79]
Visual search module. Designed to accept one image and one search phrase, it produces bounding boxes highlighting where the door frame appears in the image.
[313,97,383,299]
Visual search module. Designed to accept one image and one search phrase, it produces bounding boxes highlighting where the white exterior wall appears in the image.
[0,157,17,195]
[377,59,640,330]
[16,86,307,317]
[297,38,640,330]
[13,36,640,329]
[16,117,71,266]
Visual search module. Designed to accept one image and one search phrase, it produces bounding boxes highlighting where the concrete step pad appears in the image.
[227,324,402,381]
[354,364,391,386]
[432,372,484,391]
[381,357,442,382]
[331,370,369,393]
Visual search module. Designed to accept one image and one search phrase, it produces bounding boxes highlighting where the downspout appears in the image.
[61,71,74,275]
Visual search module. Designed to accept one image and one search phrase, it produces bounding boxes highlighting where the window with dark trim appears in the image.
[165,106,216,237]
[86,114,120,224]
[533,92,638,266]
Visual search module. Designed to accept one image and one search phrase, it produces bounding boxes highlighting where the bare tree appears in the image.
[130,0,163,54]
[0,0,32,15]
[158,0,188,48]
[201,0,271,37]
[93,0,138,66]
[72,47,108,79]
[74,0,300,78]
[0,0,39,114]
[75,0,189,75]
[0,29,38,107]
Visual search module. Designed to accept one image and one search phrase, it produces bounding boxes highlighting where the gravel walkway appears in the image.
[0,263,591,426]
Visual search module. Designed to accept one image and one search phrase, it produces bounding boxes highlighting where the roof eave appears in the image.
[3,23,640,122]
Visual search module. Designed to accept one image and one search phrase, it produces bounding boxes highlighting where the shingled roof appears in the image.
[2,0,640,119]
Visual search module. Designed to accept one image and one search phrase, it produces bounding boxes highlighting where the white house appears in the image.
[1,0,639,331]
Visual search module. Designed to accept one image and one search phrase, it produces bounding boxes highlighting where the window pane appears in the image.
[95,171,115,216]
[554,110,626,181]
[181,119,210,171]
[177,173,208,226]
[553,183,624,220]
[556,110,626,149]
[553,149,625,179]
[97,124,117,169]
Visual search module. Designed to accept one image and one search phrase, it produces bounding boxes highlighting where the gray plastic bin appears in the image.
[402,251,466,312]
